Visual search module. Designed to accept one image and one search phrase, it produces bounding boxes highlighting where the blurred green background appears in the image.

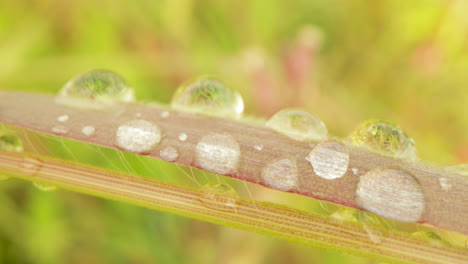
[1,0,468,263]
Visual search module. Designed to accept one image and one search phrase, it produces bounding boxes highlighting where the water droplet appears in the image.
[254,144,264,151]
[160,111,170,118]
[178,133,188,142]
[19,157,43,176]
[171,77,244,118]
[199,182,239,213]
[196,133,241,175]
[352,168,359,175]
[266,108,327,141]
[306,141,349,180]
[438,178,452,191]
[33,182,57,192]
[115,119,161,154]
[57,69,135,108]
[159,146,179,162]
[447,164,468,176]
[57,114,69,122]
[81,126,96,137]
[51,125,69,135]
[350,119,416,159]
[0,129,23,152]
[356,168,425,222]
[411,231,447,247]
[261,157,298,191]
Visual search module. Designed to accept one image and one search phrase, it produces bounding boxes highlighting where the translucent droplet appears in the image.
[352,168,359,175]
[411,231,447,247]
[438,178,452,191]
[350,119,416,159]
[160,146,179,162]
[171,77,244,118]
[81,126,96,137]
[57,114,69,122]
[19,157,43,176]
[115,119,161,154]
[0,129,23,153]
[254,144,264,151]
[195,133,240,175]
[266,108,327,141]
[306,141,349,180]
[33,182,57,192]
[51,125,69,135]
[57,69,135,108]
[261,157,298,191]
[178,133,188,142]
[199,182,239,213]
[160,111,170,118]
[356,168,425,222]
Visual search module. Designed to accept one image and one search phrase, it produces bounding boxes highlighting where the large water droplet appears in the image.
[356,168,425,222]
[115,119,161,154]
[57,69,135,108]
[198,182,239,213]
[266,108,327,141]
[351,119,416,159]
[0,129,23,153]
[159,146,179,162]
[33,182,57,192]
[306,141,349,180]
[261,157,298,191]
[195,133,241,175]
[171,77,244,118]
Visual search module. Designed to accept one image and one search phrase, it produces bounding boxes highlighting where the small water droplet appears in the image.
[261,157,298,191]
[351,119,416,159]
[57,114,69,122]
[160,111,170,118]
[0,129,23,152]
[160,146,179,162]
[356,168,425,222]
[171,77,244,118]
[19,157,43,176]
[306,141,349,180]
[196,133,241,175]
[411,231,447,247]
[352,168,359,175]
[438,178,452,191]
[51,125,69,135]
[266,108,327,141]
[199,182,239,213]
[57,69,135,108]
[178,133,188,142]
[33,182,57,192]
[81,126,96,137]
[254,144,264,151]
[115,119,161,154]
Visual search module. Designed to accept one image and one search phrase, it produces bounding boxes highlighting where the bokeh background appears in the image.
[1,0,467,263]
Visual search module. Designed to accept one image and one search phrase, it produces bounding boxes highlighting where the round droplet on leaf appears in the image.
[266,108,327,141]
[160,146,179,162]
[57,69,135,108]
[199,182,239,213]
[115,119,161,154]
[306,141,349,180]
[0,129,23,152]
[350,119,416,159]
[262,157,298,191]
[196,133,241,175]
[171,77,244,118]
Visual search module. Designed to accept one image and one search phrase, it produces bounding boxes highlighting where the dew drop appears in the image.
[195,133,240,175]
[178,133,188,142]
[51,125,69,135]
[266,108,327,141]
[438,178,452,191]
[261,157,298,191]
[159,146,179,162]
[411,231,447,247]
[306,141,349,180]
[254,144,264,151]
[350,119,416,159]
[356,168,425,222]
[81,126,96,137]
[57,114,69,122]
[57,69,135,108]
[160,111,170,118]
[0,129,23,153]
[352,168,359,175]
[198,182,239,213]
[19,157,43,176]
[115,119,161,154]
[33,182,57,192]
[171,77,244,118]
